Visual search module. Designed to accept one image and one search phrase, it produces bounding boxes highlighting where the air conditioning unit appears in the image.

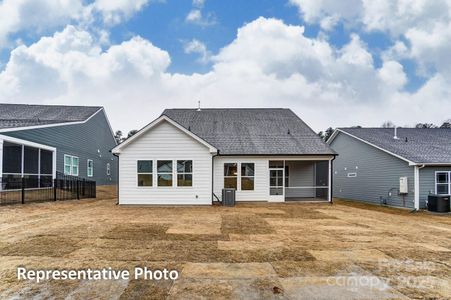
[399,177,408,194]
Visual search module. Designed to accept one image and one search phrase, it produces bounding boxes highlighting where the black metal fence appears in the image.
[0,172,96,205]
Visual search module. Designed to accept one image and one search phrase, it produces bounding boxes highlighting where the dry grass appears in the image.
[0,198,450,299]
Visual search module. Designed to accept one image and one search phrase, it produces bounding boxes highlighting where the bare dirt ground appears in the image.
[0,195,450,299]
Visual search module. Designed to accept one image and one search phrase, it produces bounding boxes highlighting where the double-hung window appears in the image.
[64,155,79,176]
[436,172,451,195]
[224,163,238,189]
[177,160,193,187]
[241,163,255,190]
[87,160,93,177]
[157,160,173,186]
[137,160,152,186]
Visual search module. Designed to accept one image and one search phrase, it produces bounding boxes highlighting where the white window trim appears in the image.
[87,159,93,177]
[137,160,153,188]
[240,162,255,191]
[106,163,111,176]
[64,154,79,176]
[157,160,174,188]
[435,171,451,195]
[176,160,193,188]
[224,162,239,190]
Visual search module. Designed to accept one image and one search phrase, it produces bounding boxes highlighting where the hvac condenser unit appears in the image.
[399,177,408,194]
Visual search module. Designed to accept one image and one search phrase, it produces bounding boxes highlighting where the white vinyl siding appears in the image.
[118,120,213,205]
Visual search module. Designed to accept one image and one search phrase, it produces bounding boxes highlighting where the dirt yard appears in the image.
[0,198,450,299]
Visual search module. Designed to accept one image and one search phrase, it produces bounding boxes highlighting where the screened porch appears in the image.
[269,160,331,201]
[0,135,56,191]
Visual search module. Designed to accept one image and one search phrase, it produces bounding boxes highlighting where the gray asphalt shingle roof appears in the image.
[339,128,451,164]
[0,103,102,130]
[162,108,335,155]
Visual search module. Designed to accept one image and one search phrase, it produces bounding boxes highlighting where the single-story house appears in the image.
[328,127,451,210]
[0,103,118,189]
[112,108,336,205]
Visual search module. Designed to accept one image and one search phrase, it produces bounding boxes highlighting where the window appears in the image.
[137,160,152,186]
[177,160,193,187]
[87,160,94,177]
[241,163,255,190]
[64,155,79,176]
[106,163,111,176]
[157,160,173,186]
[436,172,451,195]
[224,163,238,189]
[347,173,357,178]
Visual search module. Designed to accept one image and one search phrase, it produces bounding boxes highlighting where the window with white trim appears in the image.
[241,163,255,190]
[106,163,111,176]
[87,159,93,177]
[64,155,79,176]
[224,163,238,189]
[436,171,451,195]
[137,160,152,186]
[177,160,192,187]
[157,160,173,186]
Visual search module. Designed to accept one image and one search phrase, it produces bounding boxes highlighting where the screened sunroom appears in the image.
[0,135,56,190]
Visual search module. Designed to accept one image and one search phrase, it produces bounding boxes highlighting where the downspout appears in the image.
[211,151,219,204]
[413,164,425,211]
[330,156,336,204]
[112,152,120,205]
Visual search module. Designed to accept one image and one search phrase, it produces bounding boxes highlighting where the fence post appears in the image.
[54,178,57,201]
[21,177,25,204]
[76,179,80,200]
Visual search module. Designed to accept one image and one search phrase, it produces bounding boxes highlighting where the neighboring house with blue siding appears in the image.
[328,128,451,210]
[0,104,117,189]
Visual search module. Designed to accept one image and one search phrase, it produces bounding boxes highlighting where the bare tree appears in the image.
[440,119,451,128]
[415,123,437,128]
[381,121,395,128]
[114,130,123,144]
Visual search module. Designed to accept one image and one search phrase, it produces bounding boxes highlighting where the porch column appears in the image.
[328,159,332,202]
[52,150,57,180]
[414,165,420,210]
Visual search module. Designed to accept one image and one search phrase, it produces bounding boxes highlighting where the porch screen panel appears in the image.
[3,142,21,174]
[40,149,53,187]
[23,146,39,188]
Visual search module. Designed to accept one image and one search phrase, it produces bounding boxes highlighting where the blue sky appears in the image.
[0,0,449,132]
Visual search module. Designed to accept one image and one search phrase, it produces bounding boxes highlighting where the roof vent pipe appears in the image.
[197,100,201,111]
[394,127,399,140]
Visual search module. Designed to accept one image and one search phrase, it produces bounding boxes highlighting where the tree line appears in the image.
[318,119,451,142]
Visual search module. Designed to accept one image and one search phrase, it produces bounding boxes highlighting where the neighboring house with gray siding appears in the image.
[0,104,117,188]
[328,128,451,210]
[112,108,336,205]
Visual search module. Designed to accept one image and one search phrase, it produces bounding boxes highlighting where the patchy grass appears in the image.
[0,198,450,299]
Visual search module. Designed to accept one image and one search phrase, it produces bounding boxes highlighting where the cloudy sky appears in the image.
[0,0,450,133]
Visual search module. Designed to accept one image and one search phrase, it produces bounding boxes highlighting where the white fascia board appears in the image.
[0,134,56,152]
[332,129,415,165]
[0,108,104,133]
[112,115,217,154]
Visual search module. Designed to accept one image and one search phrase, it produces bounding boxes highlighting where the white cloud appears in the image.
[0,0,150,48]
[0,17,447,133]
[184,39,211,63]
[185,0,216,26]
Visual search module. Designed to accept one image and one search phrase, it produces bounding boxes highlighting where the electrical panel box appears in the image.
[399,177,408,194]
